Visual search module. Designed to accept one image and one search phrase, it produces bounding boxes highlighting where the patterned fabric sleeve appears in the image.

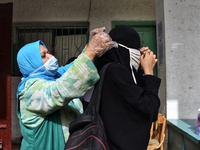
[18,53,99,116]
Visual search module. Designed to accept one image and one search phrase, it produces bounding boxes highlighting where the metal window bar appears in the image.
[12,22,89,76]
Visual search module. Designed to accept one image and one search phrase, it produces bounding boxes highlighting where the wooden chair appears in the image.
[147,113,166,150]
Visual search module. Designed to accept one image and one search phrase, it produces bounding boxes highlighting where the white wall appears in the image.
[156,0,200,119]
[0,0,156,144]
[1,0,156,31]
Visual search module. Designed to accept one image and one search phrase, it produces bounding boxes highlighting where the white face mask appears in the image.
[29,56,59,77]
[43,56,59,76]
[118,43,141,84]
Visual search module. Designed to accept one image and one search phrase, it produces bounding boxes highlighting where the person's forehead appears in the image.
[40,45,48,52]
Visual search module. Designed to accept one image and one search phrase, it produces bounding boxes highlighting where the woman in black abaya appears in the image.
[94,25,161,150]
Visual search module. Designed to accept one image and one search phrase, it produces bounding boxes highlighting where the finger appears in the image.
[90,27,106,37]
[99,27,106,32]
[140,47,150,54]
[140,47,147,52]
[149,51,154,56]
[143,50,151,55]
[140,47,149,51]
[104,41,117,49]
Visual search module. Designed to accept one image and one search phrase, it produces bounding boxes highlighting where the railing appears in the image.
[12,22,89,76]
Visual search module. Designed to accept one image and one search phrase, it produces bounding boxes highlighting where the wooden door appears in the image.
[0,3,13,150]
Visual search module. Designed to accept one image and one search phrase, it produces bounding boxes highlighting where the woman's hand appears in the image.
[84,27,116,60]
[89,27,106,38]
[140,47,158,75]
[88,31,115,57]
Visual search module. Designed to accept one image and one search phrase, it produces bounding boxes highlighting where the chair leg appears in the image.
[160,145,163,150]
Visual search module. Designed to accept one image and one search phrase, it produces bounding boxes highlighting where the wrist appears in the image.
[144,69,153,75]
[84,45,97,61]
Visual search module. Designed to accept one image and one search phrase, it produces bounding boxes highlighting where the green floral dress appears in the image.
[17,54,99,150]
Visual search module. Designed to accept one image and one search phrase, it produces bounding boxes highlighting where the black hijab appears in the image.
[94,25,141,73]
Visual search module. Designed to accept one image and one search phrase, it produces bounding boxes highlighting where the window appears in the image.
[12,22,89,76]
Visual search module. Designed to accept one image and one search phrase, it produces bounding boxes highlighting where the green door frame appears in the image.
[111,21,157,76]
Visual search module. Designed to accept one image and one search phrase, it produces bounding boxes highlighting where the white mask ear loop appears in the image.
[130,65,137,84]
[118,43,140,84]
